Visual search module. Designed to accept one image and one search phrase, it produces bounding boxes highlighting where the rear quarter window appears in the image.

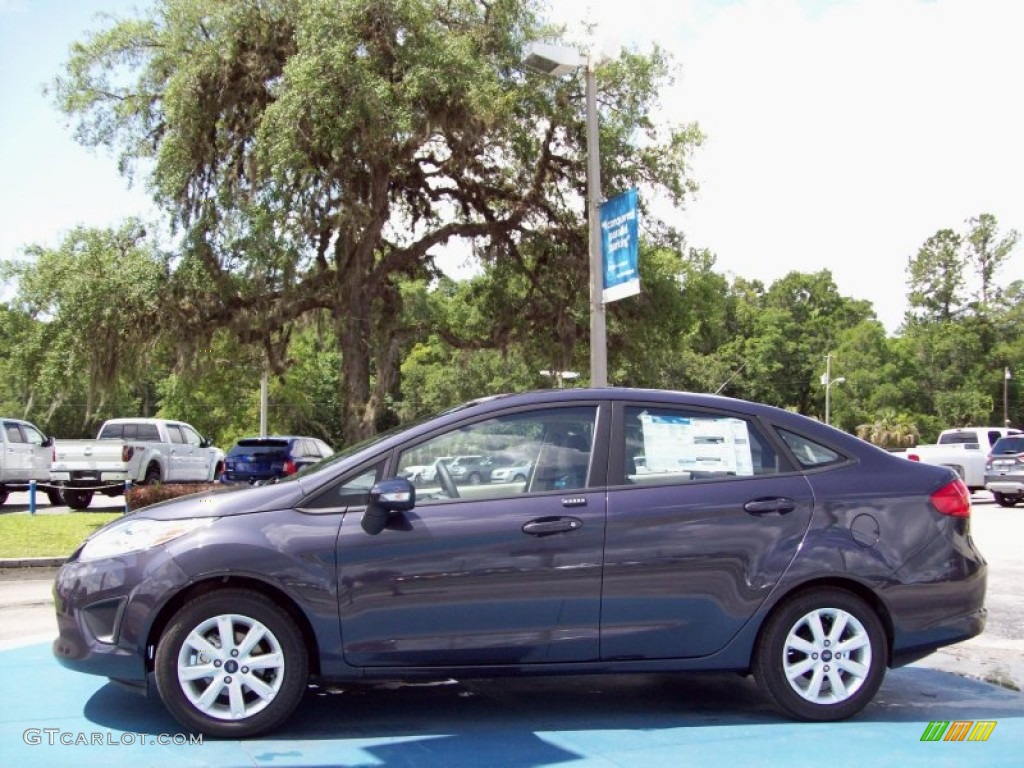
[776,429,847,468]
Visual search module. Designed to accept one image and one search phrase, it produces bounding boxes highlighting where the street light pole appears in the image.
[522,43,607,387]
[1005,367,1013,427]
[585,56,607,387]
[822,354,845,426]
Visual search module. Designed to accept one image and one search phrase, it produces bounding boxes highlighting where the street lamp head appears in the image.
[835,377,846,385]
[522,42,585,76]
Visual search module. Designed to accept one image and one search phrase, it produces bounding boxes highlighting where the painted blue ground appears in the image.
[1,641,1021,767]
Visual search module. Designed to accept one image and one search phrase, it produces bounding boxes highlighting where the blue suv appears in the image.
[221,436,333,484]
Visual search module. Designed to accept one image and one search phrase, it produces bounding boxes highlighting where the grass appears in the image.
[0,513,122,558]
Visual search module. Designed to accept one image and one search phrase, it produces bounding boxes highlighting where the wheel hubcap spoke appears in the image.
[177,613,286,721]
[782,606,872,705]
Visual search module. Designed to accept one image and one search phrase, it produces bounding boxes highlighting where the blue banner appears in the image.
[600,189,640,303]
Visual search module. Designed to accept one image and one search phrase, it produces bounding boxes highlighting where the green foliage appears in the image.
[50,0,702,443]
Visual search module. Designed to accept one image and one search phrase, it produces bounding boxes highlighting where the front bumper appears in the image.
[52,549,190,683]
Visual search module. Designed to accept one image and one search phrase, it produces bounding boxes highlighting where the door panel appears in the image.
[338,403,607,668]
[337,491,605,666]
[600,404,813,660]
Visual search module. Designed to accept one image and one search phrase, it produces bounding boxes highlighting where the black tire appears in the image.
[513,473,526,483]
[0,490,7,506]
[154,589,308,738]
[754,589,886,721]
[46,489,63,506]
[143,463,162,485]
[993,492,1019,508]
[63,489,94,511]
[467,472,482,485]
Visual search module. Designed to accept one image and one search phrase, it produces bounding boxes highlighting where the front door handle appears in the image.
[743,497,797,515]
[522,516,583,536]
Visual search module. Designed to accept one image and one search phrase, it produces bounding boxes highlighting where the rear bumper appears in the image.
[891,606,987,667]
[985,478,1024,494]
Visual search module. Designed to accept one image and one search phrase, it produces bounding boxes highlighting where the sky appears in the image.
[1,0,1021,333]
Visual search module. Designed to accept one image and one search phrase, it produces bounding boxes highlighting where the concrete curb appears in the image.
[0,557,66,569]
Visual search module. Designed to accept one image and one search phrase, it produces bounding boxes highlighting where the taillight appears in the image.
[282,459,297,475]
[930,479,971,518]
[907,453,920,462]
[122,445,135,462]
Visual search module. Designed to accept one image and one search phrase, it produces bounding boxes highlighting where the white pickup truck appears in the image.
[1,418,63,506]
[50,418,225,509]
[900,426,1022,492]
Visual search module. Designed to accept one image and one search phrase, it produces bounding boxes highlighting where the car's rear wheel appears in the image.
[46,489,63,506]
[154,589,308,738]
[0,490,7,506]
[755,589,886,721]
[143,463,161,485]
[993,492,1019,507]
[62,489,93,510]
[467,472,482,485]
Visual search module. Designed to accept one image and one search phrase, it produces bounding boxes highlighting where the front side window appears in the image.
[396,406,597,503]
[4,423,24,443]
[180,425,203,447]
[22,425,45,446]
[622,406,779,485]
[167,426,185,444]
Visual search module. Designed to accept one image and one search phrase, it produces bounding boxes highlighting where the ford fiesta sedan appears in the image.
[52,389,986,738]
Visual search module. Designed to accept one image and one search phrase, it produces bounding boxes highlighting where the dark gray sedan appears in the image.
[52,389,986,737]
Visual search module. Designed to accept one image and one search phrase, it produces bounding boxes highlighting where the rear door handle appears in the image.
[743,497,797,515]
[522,516,583,536]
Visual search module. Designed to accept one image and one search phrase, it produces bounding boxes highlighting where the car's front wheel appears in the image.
[755,589,886,721]
[154,589,308,738]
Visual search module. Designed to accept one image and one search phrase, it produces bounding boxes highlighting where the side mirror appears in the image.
[200,436,214,448]
[42,436,54,448]
[361,478,416,535]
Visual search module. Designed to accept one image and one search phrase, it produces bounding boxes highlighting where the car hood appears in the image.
[134,480,306,520]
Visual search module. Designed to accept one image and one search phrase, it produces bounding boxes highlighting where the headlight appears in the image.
[78,517,215,562]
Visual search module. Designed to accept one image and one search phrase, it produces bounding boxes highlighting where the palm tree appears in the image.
[856,410,920,449]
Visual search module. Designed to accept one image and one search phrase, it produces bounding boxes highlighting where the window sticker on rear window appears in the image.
[638,412,754,476]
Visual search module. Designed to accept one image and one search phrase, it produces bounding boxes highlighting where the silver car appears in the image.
[985,435,1024,507]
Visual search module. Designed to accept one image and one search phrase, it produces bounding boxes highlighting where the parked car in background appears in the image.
[50,418,225,509]
[985,434,1024,507]
[54,388,986,738]
[400,456,454,485]
[221,436,333,484]
[488,458,533,484]
[898,426,1021,491]
[447,454,523,484]
[0,418,60,506]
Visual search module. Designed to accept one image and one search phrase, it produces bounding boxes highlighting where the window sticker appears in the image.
[639,412,755,477]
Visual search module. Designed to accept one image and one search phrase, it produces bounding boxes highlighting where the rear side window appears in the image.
[99,424,122,439]
[622,407,779,484]
[776,429,845,468]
